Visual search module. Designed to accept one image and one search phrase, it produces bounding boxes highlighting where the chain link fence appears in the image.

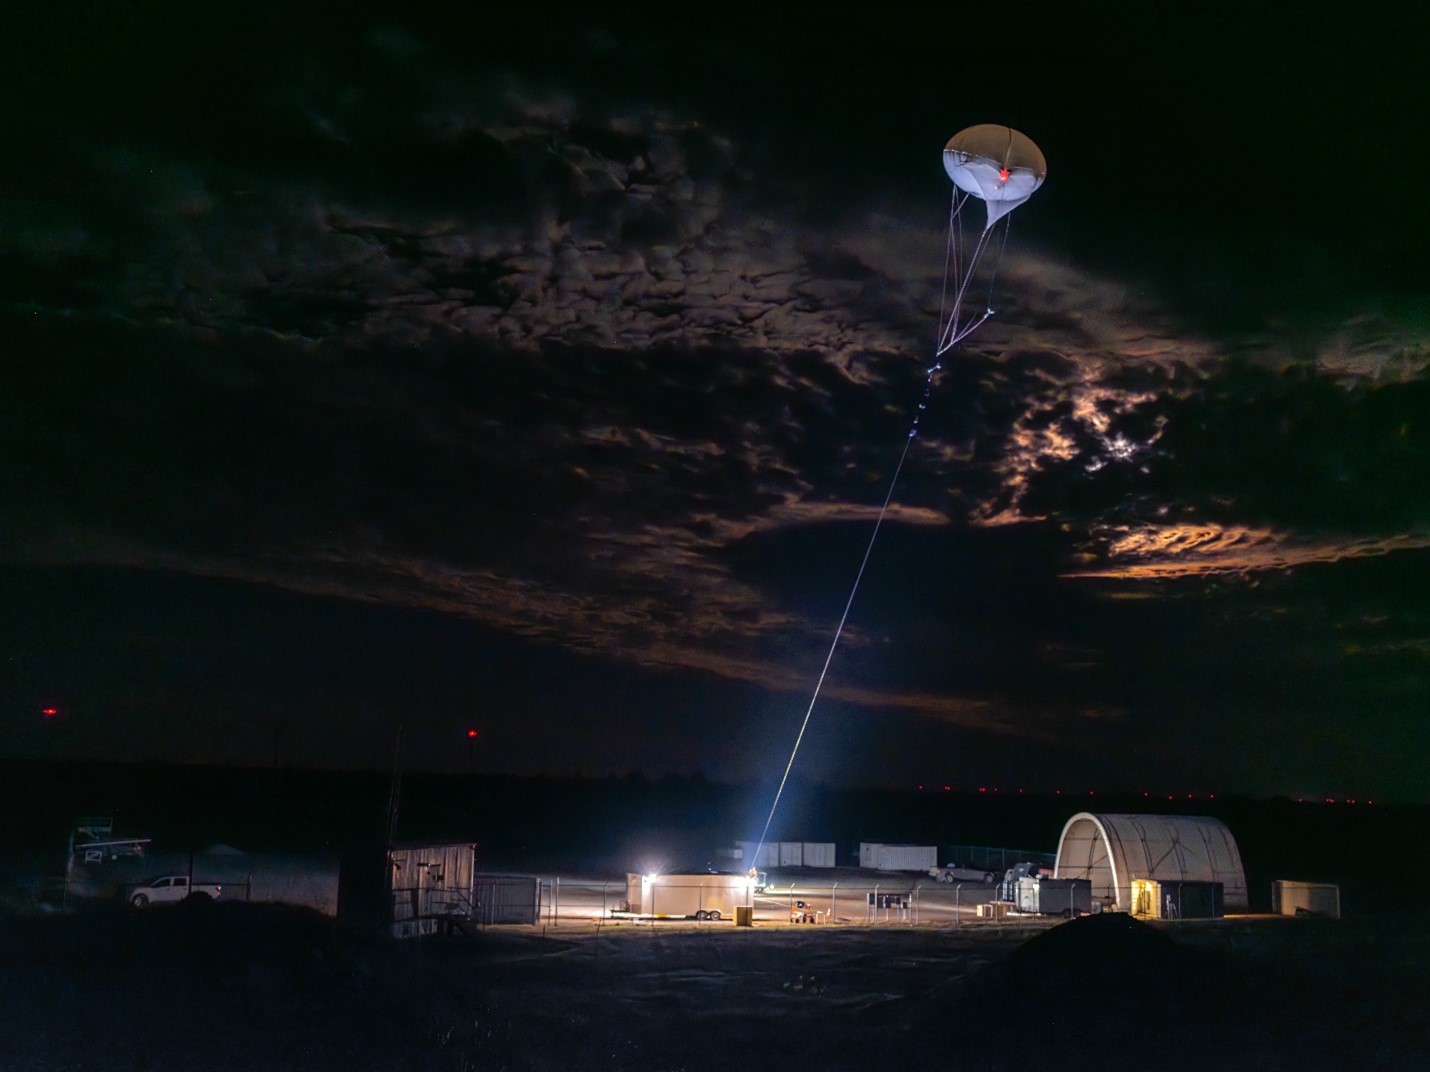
[532,875,1056,928]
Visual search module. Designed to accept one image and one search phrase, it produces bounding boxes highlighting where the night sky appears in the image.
[3,4,1428,800]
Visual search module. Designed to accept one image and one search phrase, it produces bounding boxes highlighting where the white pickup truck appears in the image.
[127,875,223,908]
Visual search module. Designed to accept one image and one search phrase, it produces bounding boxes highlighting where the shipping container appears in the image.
[801,842,837,868]
[859,843,937,871]
[1272,880,1340,919]
[778,842,804,867]
[735,841,779,869]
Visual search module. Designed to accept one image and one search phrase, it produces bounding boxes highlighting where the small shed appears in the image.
[388,842,479,938]
[1272,880,1340,919]
[1055,813,1247,912]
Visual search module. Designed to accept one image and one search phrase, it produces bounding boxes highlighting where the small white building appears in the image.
[1272,880,1340,919]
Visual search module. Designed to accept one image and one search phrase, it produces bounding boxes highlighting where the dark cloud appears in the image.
[2,3,1428,799]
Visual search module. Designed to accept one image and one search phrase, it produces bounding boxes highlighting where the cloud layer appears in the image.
[3,6,1428,795]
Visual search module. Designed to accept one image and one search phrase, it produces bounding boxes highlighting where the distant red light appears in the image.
[943,785,951,792]
[466,729,478,739]
[41,707,58,718]
[978,786,986,793]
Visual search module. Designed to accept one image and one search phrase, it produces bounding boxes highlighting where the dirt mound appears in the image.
[903,916,1250,1071]
[1003,910,1203,984]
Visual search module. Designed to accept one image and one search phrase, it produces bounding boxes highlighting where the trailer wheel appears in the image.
[707,910,722,921]
[694,910,709,921]
[1060,908,1072,919]
[938,872,953,884]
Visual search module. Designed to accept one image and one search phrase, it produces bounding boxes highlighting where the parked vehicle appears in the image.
[1012,876,1091,918]
[928,864,997,883]
[127,875,222,908]
[998,861,1054,902]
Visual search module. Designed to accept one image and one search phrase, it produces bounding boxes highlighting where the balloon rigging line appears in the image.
[749,214,972,863]
[938,222,998,355]
[753,122,1042,866]
[939,189,970,349]
[753,222,1000,863]
[752,405,925,864]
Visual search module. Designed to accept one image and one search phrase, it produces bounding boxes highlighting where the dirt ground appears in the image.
[1,901,1425,1071]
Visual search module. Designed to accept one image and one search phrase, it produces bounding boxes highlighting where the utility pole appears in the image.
[385,722,404,847]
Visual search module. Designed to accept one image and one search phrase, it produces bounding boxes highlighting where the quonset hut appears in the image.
[1054,813,1248,912]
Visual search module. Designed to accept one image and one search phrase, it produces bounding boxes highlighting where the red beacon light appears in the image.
[466,729,478,740]
[41,707,59,718]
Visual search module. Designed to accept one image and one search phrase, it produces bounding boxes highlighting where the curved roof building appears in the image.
[1054,812,1248,911]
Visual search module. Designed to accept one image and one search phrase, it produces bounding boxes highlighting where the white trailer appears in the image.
[623,872,752,921]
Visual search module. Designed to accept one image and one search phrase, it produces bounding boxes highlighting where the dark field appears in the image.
[3,763,1428,1069]
[1,902,1425,1071]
